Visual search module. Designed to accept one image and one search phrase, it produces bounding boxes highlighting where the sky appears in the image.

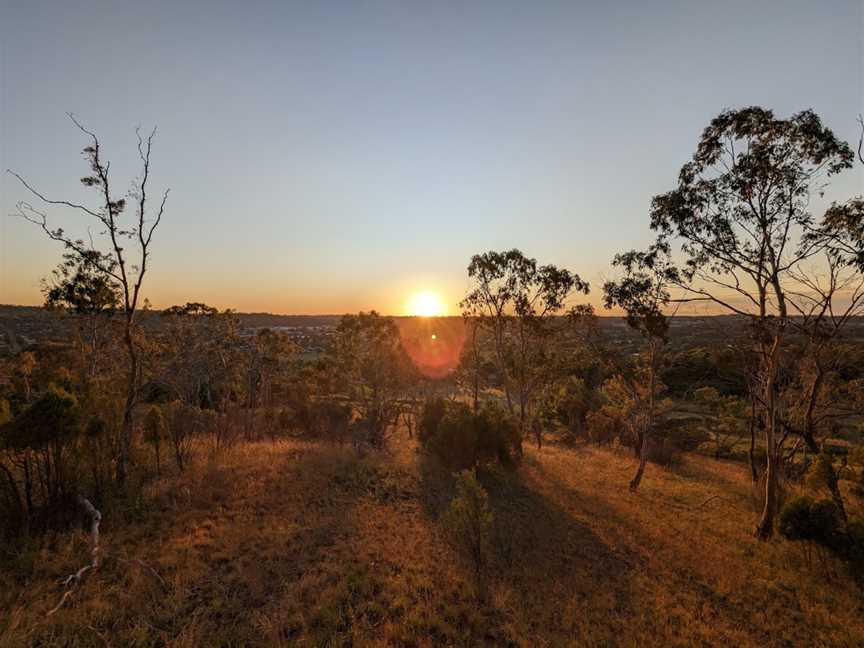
[1,0,862,315]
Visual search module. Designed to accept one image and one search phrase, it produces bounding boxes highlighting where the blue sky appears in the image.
[2,1,862,314]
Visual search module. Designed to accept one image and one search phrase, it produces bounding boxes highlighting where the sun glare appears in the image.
[406,290,445,317]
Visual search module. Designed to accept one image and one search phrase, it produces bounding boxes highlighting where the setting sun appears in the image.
[406,290,446,317]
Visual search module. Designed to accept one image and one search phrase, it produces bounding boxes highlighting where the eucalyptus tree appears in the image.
[456,316,493,414]
[329,311,412,450]
[460,249,588,439]
[603,242,678,491]
[43,250,121,392]
[782,250,864,455]
[159,303,244,410]
[648,107,855,538]
[245,327,297,412]
[9,115,169,486]
[0,387,81,531]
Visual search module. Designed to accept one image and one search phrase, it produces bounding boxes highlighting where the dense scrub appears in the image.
[419,399,521,470]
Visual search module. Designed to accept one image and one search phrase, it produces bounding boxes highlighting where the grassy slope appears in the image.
[2,437,863,647]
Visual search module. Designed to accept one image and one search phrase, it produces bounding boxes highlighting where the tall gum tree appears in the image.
[8,115,169,486]
[603,242,678,491]
[460,249,588,441]
[648,107,855,539]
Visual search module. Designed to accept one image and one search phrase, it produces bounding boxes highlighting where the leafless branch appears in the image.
[6,170,104,220]
[857,114,864,165]
[47,496,101,616]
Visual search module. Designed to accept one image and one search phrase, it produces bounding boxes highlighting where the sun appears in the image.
[406,290,446,317]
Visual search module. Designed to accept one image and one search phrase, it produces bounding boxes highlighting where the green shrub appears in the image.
[442,469,494,596]
[307,400,352,444]
[143,406,167,474]
[418,397,447,444]
[421,400,520,470]
[779,495,817,542]
[845,518,864,586]
[664,419,709,453]
[164,401,200,471]
[780,495,864,586]
[585,408,620,446]
[779,496,842,545]
[647,438,678,466]
[474,403,520,468]
[0,399,10,425]
[650,420,709,466]
[847,447,864,499]
[779,495,844,569]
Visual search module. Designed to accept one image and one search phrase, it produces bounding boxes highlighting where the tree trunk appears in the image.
[801,365,825,452]
[631,348,657,491]
[117,322,138,487]
[472,370,479,413]
[519,397,526,439]
[23,456,33,534]
[748,397,759,483]
[0,463,23,520]
[630,430,649,492]
[532,418,542,450]
[755,337,781,540]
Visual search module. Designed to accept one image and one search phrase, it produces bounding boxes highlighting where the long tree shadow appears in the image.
[128,443,390,645]
[521,448,797,646]
[418,450,639,643]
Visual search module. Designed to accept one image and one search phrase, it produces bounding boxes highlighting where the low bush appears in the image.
[650,420,709,466]
[310,400,353,444]
[143,406,166,474]
[420,400,520,470]
[441,469,494,596]
[163,401,212,471]
[585,408,620,446]
[845,518,864,586]
[779,495,848,572]
[417,397,447,444]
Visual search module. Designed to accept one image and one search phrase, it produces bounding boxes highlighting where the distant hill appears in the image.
[1,304,862,358]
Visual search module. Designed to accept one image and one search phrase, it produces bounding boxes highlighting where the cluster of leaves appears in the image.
[0,386,84,536]
[441,469,494,595]
[460,249,588,431]
[692,387,747,459]
[419,399,521,471]
[780,451,864,585]
[778,496,864,582]
[327,312,415,450]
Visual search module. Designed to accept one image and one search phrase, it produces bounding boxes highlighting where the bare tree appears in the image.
[8,115,169,486]
[858,114,864,166]
[784,251,864,452]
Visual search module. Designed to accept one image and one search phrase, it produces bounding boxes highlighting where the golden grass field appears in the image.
[2,434,863,647]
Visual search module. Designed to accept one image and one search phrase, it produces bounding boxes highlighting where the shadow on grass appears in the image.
[418,449,637,642]
[84,444,389,646]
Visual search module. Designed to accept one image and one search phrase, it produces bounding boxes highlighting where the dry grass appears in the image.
[1,435,863,646]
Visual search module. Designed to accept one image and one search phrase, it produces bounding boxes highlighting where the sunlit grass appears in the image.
[1,435,862,646]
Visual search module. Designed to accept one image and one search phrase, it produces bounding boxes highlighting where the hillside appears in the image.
[9,304,864,360]
[3,434,862,647]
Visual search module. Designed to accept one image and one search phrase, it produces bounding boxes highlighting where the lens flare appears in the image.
[397,317,465,379]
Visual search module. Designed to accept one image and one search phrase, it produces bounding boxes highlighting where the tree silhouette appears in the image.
[648,107,855,538]
[460,249,587,441]
[603,242,678,491]
[9,115,169,486]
